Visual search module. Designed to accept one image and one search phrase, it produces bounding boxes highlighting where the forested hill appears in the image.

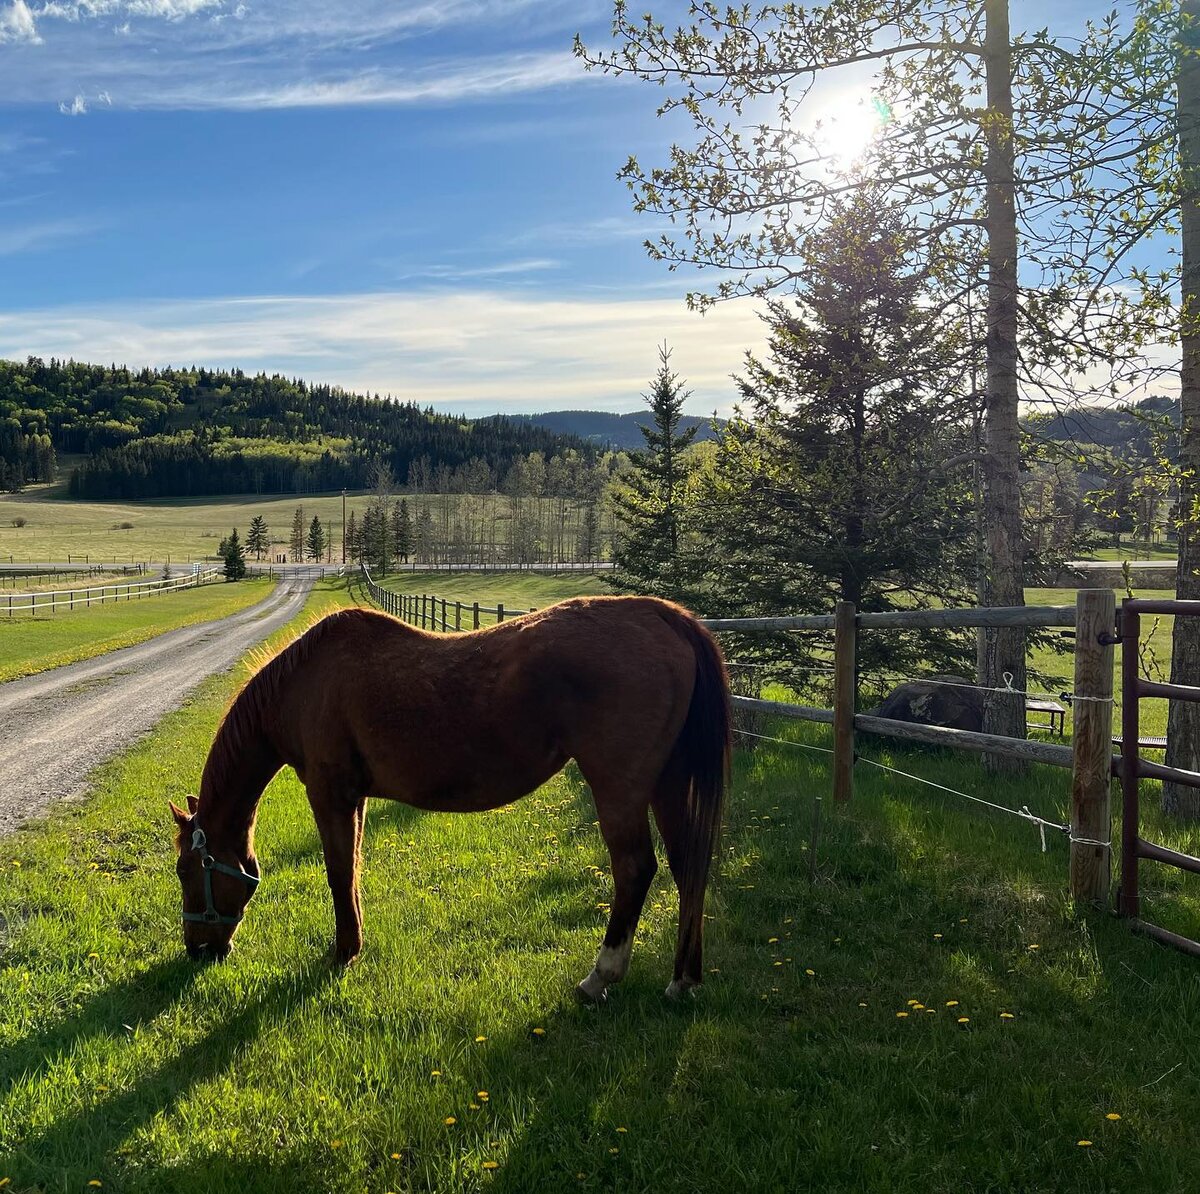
[0,358,592,499]
[510,409,722,450]
[1026,394,1178,461]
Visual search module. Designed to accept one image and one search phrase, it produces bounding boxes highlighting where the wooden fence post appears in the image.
[473,601,480,630]
[832,600,857,803]
[1070,587,1116,904]
[497,602,505,624]
[455,601,462,632]
[441,597,447,630]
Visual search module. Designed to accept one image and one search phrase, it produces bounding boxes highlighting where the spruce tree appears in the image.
[223,528,246,581]
[608,345,697,599]
[345,510,360,563]
[289,507,305,562]
[306,516,326,562]
[246,514,269,561]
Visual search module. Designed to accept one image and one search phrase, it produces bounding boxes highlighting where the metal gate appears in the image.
[1117,597,1200,955]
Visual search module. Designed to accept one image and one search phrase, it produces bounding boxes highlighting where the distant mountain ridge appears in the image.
[507,409,722,451]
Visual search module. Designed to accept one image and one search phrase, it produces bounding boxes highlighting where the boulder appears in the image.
[867,674,984,732]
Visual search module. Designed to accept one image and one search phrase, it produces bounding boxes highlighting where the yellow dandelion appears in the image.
[768,937,779,944]
[858,1002,868,1007]
[833,936,841,944]
[0,1179,11,1189]
[1078,1140,1092,1147]
[946,1000,959,1007]
[11,860,20,868]
[773,961,783,967]
[475,1035,488,1043]
[477,1091,489,1101]
[925,1008,936,1014]
[330,1139,342,1149]
[444,1117,457,1126]
[805,968,815,976]
[1106,1113,1122,1121]
[1000,1012,1015,1020]
[959,917,967,923]
[616,1127,628,1134]
[896,1011,909,1018]
[95,1084,109,1092]
[470,1103,481,1111]
[957,1017,970,1025]
[907,999,920,1006]
[531,1027,546,1036]
[913,1004,925,1011]
[88,952,100,959]
[482,1160,499,1170]
[391,1152,402,1159]
[933,933,943,940]
[431,1070,442,1077]
[1028,944,1040,951]
[609,1148,620,1155]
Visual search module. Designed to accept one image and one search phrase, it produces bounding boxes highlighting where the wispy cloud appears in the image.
[395,258,560,283]
[0,289,764,413]
[58,92,87,114]
[0,0,39,43]
[159,52,587,111]
[0,215,97,254]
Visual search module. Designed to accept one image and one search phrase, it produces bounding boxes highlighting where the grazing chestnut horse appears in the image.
[169,597,730,1001]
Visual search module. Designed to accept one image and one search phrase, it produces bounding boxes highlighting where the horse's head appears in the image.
[169,796,260,961]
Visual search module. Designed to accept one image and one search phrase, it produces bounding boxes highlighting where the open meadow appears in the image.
[0,575,1197,1191]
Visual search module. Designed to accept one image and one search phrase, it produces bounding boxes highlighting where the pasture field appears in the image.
[375,569,610,611]
[1,577,1199,1191]
[0,576,275,684]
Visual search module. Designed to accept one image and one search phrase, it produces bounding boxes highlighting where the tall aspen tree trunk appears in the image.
[1166,0,1200,819]
[980,0,1029,768]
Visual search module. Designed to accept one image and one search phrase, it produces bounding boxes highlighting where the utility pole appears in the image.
[341,488,347,565]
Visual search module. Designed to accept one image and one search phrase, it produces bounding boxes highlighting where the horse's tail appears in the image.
[660,605,731,982]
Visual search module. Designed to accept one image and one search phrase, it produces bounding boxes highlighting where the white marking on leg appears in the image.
[665,976,699,1000]
[577,935,633,1002]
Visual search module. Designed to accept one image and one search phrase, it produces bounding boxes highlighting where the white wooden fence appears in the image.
[2,568,221,616]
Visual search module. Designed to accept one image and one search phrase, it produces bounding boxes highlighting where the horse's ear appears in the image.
[186,794,200,814]
[168,801,189,826]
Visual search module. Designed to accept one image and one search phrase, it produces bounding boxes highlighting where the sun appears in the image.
[812,93,890,167]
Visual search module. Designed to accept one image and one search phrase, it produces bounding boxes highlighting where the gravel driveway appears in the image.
[0,575,314,837]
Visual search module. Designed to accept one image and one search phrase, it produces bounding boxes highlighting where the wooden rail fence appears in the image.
[360,569,1127,908]
[3,568,221,616]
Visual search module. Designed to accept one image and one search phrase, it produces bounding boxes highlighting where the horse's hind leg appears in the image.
[652,755,703,999]
[577,797,657,1004]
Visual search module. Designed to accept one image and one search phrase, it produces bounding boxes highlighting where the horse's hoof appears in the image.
[575,977,608,1005]
[328,944,361,968]
[665,977,699,1001]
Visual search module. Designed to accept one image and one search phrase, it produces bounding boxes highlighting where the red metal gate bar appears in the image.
[1118,598,1200,950]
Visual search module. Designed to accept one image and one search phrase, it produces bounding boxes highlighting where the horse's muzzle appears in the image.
[186,941,231,962]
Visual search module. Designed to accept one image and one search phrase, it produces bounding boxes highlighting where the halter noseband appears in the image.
[181,824,260,926]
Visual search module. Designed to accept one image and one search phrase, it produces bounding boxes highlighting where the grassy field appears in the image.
[1,576,1199,1191]
[0,577,275,684]
[0,486,370,564]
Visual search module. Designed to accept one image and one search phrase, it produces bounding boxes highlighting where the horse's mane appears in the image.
[198,607,378,811]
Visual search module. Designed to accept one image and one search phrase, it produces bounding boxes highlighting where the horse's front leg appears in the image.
[310,792,365,965]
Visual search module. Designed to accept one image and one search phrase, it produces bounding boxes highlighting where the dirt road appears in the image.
[0,575,313,837]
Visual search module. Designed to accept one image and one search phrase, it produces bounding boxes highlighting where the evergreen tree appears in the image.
[700,200,977,678]
[289,507,305,562]
[222,527,246,581]
[246,514,269,561]
[393,498,413,564]
[345,509,360,564]
[306,516,326,562]
[579,501,601,562]
[608,345,698,599]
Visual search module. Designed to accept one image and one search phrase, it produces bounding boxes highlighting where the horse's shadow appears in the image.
[2,958,336,1186]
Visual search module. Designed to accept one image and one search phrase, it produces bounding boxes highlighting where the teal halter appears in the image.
[181,824,260,926]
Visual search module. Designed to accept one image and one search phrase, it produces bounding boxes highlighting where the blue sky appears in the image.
[0,0,1171,415]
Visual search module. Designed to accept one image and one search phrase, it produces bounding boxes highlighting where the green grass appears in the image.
[376,570,610,624]
[2,577,1200,1190]
[1089,543,1177,562]
[0,577,275,684]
